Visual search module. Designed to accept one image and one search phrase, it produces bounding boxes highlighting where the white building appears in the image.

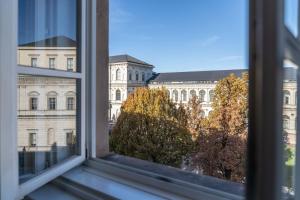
[108,55,154,121]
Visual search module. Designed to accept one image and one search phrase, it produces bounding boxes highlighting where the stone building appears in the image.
[148,68,297,145]
[108,55,154,121]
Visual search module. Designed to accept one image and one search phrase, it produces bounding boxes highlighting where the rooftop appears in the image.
[19,36,77,48]
[109,54,153,67]
[149,68,297,83]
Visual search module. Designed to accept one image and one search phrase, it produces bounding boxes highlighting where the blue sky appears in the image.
[110,0,248,72]
[19,0,76,45]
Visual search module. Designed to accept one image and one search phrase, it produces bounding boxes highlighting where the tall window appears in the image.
[67,58,74,71]
[31,58,37,67]
[29,133,37,147]
[67,97,74,110]
[49,58,55,69]
[209,90,215,102]
[116,89,121,101]
[283,90,291,105]
[30,97,38,110]
[129,71,132,81]
[66,132,74,145]
[136,71,139,81]
[199,90,206,102]
[172,90,178,102]
[116,69,121,80]
[47,128,55,145]
[190,90,196,98]
[283,115,290,129]
[181,90,187,101]
[48,97,57,110]
[142,72,145,81]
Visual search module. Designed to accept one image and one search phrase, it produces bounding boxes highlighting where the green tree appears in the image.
[110,88,194,167]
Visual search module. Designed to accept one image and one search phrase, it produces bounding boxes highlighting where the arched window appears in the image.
[142,72,145,81]
[116,89,121,101]
[283,115,290,129]
[190,90,196,98]
[283,90,291,105]
[172,90,178,102]
[209,90,215,102]
[47,128,55,145]
[181,90,187,101]
[128,71,132,81]
[199,90,206,102]
[136,71,139,81]
[116,69,121,80]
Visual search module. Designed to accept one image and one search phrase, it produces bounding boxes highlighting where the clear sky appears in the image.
[19,0,76,45]
[110,0,248,72]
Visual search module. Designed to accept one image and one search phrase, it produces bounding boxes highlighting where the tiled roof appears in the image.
[109,54,153,67]
[149,68,297,83]
[19,36,77,47]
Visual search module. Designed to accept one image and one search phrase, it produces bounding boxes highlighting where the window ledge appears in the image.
[26,155,245,200]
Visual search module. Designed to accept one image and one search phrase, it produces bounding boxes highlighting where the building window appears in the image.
[67,97,74,110]
[47,128,55,145]
[29,133,37,147]
[116,69,121,80]
[49,58,55,69]
[129,71,132,81]
[30,97,38,110]
[283,90,291,105]
[199,90,206,102]
[31,58,37,67]
[48,97,57,110]
[67,58,74,71]
[283,115,290,129]
[142,72,145,81]
[136,71,139,81]
[200,111,205,118]
[172,90,178,102]
[66,132,74,145]
[116,89,121,101]
[209,90,215,102]
[181,90,187,101]
[190,90,196,98]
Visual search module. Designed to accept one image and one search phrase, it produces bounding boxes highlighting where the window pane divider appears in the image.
[17,65,82,79]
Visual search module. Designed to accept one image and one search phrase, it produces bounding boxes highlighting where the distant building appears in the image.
[148,68,297,145]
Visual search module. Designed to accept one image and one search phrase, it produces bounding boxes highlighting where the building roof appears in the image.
[109,54,153,67]
[19,36,77,47]
[149,68,297,83]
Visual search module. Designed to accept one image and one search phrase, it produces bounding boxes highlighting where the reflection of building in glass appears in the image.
[17,36,78,182]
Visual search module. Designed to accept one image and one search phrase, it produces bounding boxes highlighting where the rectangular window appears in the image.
[31,58,37,67]
[30,97,38,110]
[49,58,55,69]
[67,97,74,110]
[29,133,37,147]
[48,97,56,110]
[66,132,74,145]
[67,58,74,71]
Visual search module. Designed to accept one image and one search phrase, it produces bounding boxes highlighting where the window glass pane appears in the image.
[18,0,79,72]
[17,75,80,183]
[284,0,299,36]
[282,60,297,197]
[108,0,248,188]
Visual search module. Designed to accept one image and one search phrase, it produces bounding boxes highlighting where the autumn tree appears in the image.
[186,96,204,140]
[110,88,194,167]
[192,73,248,182]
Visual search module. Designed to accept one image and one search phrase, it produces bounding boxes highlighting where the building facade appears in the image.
[18,36,297,164]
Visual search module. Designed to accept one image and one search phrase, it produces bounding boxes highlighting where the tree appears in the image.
[186,96,204,140]
[192,73,248,182]
[110,88,194,167]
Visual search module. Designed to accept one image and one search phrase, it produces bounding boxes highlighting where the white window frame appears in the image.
[0,0,87,198]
